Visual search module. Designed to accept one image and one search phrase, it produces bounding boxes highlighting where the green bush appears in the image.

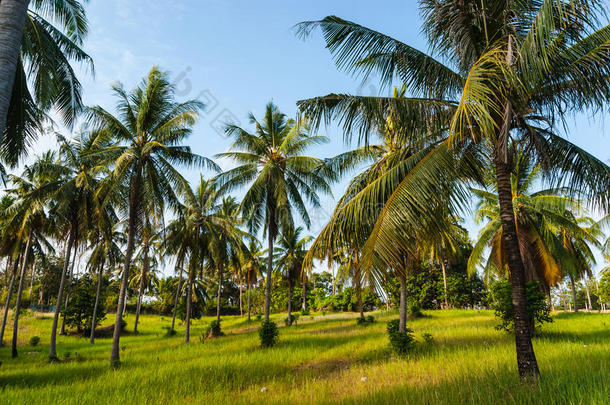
[29,336,40,347]
[409,305,423,318]
[422,332,434,344]
[300,309,310,316]
[488,279,552,334]
[387,319,415,355]
[356,314,376,325]
[258,320,279,348]
[284,313,299,326]
[205,320,223,337]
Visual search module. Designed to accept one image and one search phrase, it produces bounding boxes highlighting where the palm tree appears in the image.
[241,238,264,321]
[276,226,312,325]
[87,67,212,366]
[297,1,610,378]
[0,0,92,169]
[469,151,600,297]
[132,220,162,334]
[215,102,331,321]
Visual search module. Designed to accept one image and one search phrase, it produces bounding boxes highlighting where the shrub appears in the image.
[300,309,310,316]
[366,315,376,323]
[259,321,279,348]
[357,315,376,325]
[408,305,423,318]
[205,320,223,338]
[422,332,434,344]
[162,326,176,336]
[387,319,415,355]
[255,314,262,321]
[488,279,552,334]
[29,336,40,347]
[284,313,299,326]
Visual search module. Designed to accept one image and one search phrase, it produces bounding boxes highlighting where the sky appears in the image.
[30,0,610,276]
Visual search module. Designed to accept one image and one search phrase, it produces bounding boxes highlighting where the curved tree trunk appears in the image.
[110,176,139,368]
[89,264,104,344]
[441,260,449,309]
[12,233,32,358]
[0,0,30,138]
[399,272,407,333]
[50,229,75,360]
[494,154,540,378]
[264,231,274,322]
[170,266,183,332]
[569,274,578,313]
[287,281,293,326]
[247,279,251,321]
[216,266,223,322]
[60,245,78,335]
[0,258,17,347]
[238,275,243,316]
[184,273,193,343]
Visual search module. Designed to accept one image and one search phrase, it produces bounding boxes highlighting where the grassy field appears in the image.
[0,309,607,404]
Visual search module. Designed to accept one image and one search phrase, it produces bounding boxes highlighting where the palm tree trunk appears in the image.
[355,271,363,319]
[569,274,578,313]
[28,262,35,298]
[441,260,449,309]
[0,0,30,138]
[287,281,293,326]
[584,277,592,312]
[170,266,183,332]
[110,177,139,368]
[494,154,540,378]
[50,229,75,360]
[89,264,104,344]
[184,273,193,343]
[399,272,407,333]
[134,242,150,334]
[264,231,273,322]
[247,279,251,321]
[301,276,307,312]
[216,266,223,322]
[238,275,243,316]
[0,258,18,347]
[60,245,78,335]
[12,233,32,358]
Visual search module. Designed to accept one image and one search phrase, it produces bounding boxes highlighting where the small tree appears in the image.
[62,276,106,334]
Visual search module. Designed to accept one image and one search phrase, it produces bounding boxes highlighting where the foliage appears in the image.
[205,320,223,338]
[284,313,299,326]
[386,319,415,355]
[488,280,552,334]
[61,275,107,334]
[29,336,40,347]
[258,320,279,348]
[421,332,434,344]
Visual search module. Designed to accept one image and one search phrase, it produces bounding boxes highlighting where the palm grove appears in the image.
[0,0,609,382]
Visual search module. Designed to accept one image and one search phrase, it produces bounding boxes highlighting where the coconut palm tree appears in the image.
[241,238,264,321]
[132,220,162,334]
[297,1,610,378]
[0,0,92,169]
[276,226,312,326]
[87,67,213,366]
[215,102,331,321]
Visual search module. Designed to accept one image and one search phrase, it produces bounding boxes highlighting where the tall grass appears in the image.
[0,309,607,404]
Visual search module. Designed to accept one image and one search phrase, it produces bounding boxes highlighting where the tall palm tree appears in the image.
[241,238,264,321]
[0,0,92,169]
[132,220,162,334]
[297,1,610,378]
[87,67,212,367]
[215,102,331,321]
[276,226,312,326]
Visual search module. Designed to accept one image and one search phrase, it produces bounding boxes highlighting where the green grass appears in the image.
[0,309,608,404]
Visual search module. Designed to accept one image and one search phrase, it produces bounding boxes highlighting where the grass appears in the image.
[0,309,608,404]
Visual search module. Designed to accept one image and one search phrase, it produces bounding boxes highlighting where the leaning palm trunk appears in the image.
[12,233,32,358]
[184,273,193,343]
[398,272,407,333]
[440,261,449,309]
[0,0,30,138]
[355,271,364,319]
[89,264,104,344]
[50,229,75,360]
[569,274,578,313]
[216,266,223,322]
[0,258,18,346]
[170,266,183,332]
[494,154,540,378]
[110,177,139,368]
[238,275,243,316]
[60,246,78,335]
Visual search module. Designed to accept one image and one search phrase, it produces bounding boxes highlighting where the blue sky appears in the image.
[35,0,610,275]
